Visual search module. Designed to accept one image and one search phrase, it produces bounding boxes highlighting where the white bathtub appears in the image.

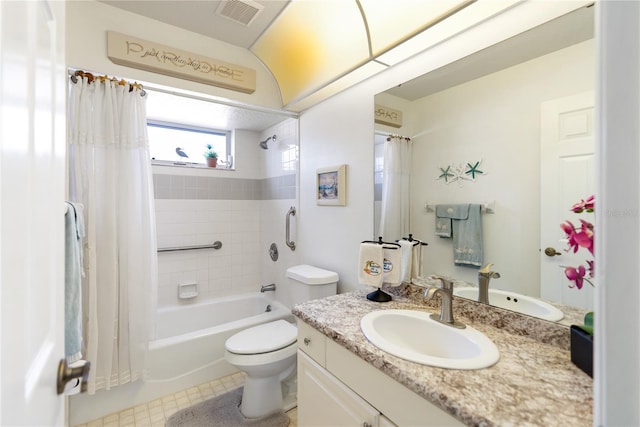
[147,293,294,382]
[70,293,294,425]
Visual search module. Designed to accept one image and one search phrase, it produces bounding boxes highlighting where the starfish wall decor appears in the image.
[437,159,486,185]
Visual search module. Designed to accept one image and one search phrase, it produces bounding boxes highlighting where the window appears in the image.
[148,120,231,168]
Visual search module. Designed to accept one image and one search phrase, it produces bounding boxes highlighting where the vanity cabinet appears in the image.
[297,320,464,427]
[298,350,390,427]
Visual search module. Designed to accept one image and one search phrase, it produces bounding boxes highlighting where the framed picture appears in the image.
[317,164,346,206]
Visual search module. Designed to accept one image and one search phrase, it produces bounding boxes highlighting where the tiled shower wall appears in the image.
[153,175,296,201]
[153,118,299,308]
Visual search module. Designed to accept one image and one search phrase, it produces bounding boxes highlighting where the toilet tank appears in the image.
[287,265,339,306]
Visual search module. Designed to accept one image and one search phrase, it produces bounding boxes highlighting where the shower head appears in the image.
[259,134,277,149]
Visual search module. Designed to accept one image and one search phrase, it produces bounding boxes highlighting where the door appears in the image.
[540,91,595,310]
[1,1,67,425]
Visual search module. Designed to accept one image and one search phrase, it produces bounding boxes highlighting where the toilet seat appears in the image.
[225,320,297,355]
[225,341,297,368]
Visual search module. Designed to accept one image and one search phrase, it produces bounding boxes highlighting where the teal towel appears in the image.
[65,202,85,363]
[435,204,469,238]
[435,217,452,237]
[452,204,483,268]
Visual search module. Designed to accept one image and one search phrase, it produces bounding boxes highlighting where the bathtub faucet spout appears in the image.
[260,283,276,293]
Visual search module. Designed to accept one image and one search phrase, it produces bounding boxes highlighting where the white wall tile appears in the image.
[156,197,271,307]
[154,126,298,307]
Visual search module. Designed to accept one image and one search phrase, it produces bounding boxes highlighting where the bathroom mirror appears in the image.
[374,6,595,325]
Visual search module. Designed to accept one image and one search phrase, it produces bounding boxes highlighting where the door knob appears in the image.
[544,247,562,257]
[57,359,90,395]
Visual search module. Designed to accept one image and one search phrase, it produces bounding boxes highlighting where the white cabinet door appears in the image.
[298,350,380,427]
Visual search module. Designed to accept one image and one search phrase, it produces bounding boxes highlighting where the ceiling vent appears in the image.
[216,0,264,26]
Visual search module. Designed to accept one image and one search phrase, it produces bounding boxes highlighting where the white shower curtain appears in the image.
[68,75,158,393]
[379,135,412,241]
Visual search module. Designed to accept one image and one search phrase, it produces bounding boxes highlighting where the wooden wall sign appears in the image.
[374,104,403,128]
[107,31,256,94]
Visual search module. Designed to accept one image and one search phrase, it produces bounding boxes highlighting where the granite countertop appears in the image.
[292,285,593,427]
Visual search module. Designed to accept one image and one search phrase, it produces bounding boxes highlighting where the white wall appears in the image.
[66,0,282,109]
[403,40,594,297]
[298,83,375,294]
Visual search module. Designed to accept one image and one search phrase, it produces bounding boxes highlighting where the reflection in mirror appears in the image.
[378,134,412,239]
[374,5,595,324]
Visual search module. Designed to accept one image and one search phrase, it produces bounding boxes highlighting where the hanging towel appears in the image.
[397,240,414,283]
[453,204,484,268]
[358,243,383,287]
[382,246,401,285]
[411,240,423,279]
[435,217,452,237]
[435,204,470,238]
[65,202,85,363]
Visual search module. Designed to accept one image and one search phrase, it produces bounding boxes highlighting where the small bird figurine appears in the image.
[175,147,188,159]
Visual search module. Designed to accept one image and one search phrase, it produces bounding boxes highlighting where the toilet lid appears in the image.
[286,264,339,285]
[225,320,297,355]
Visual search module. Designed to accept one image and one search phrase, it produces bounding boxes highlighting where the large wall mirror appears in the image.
[374,5,595,325]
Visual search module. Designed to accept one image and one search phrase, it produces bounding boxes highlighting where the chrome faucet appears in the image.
[478,263,501,304]
[424,276,465,329]
[260,283,276,293]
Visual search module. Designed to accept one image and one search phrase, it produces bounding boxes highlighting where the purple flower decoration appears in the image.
[564,266,587,289]
[561,195,595,289]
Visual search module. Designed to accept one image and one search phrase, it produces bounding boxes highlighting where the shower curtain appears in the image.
[68,75,158,393]
[379,135,412,241]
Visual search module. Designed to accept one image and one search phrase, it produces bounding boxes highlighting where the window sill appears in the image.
[151,160,234,171]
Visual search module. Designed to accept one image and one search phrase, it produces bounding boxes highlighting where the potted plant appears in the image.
[560,195,595,377]
[203,144,218,168]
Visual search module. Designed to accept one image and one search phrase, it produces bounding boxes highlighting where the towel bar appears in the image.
[157,241,222,253]
[424,201,495,214]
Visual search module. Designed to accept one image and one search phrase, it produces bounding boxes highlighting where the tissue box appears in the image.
[570,325,593,377]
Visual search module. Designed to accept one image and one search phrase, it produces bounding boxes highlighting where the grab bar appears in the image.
[286,206,296,251]
[158,241,222,253]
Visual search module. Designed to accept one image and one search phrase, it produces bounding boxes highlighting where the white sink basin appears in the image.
[360,309,499,370]
[453,287,564,322]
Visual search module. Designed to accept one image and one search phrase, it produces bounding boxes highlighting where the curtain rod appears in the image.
[66,68,299,119]
[69,69,146,96]
[386,134,411,142]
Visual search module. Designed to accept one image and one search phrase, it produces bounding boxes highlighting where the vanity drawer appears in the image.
[298,320,326,366]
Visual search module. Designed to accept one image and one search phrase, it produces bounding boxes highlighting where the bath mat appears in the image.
[165,387,289,427]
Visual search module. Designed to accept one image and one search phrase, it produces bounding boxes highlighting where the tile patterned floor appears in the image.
[74,372,298,427]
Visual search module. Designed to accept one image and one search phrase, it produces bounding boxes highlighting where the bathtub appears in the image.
[147,293,294,382]
[70,293,294,425]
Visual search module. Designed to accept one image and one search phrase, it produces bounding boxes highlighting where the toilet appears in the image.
[224,264,338,418]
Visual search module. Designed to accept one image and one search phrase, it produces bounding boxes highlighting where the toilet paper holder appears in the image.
[56,359,90,395]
